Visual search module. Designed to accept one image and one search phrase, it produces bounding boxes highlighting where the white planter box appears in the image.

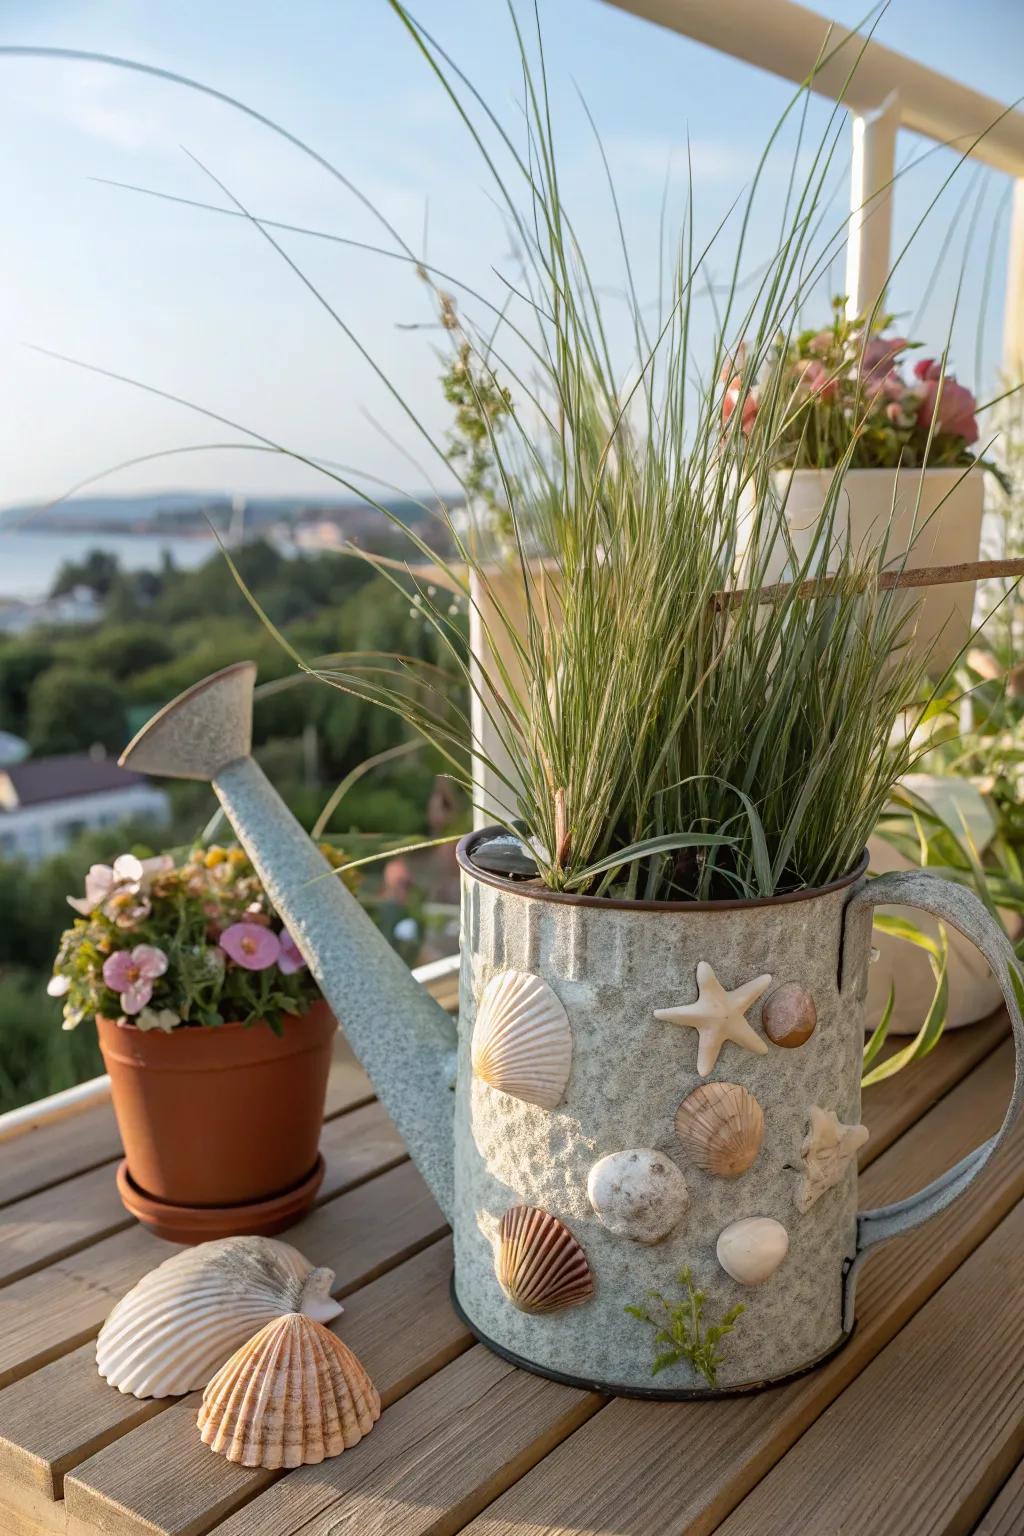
[766,467,984,677]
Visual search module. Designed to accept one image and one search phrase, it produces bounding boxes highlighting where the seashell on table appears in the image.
[96,1235,342,1398]
[197,1312,380,1469]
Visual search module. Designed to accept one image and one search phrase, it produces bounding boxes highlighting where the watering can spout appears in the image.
[120,663,458,1221]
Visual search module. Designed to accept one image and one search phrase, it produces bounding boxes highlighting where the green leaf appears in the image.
[563,833,737,892]
[862,984,894,1070]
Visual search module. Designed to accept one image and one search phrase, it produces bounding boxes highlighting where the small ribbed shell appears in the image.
[674,1082,765,1178]
[197,1313,380,1468]
[496,1205,594,1313]
[471,970,572,1110]
[96,1236,342,1399]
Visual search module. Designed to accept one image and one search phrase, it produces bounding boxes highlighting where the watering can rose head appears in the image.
[49,839,325,1035]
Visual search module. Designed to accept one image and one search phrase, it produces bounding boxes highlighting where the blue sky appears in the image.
[0,0,1022,508]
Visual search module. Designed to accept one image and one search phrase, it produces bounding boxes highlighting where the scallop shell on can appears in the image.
[471,969,572,1110]
[496,1205,594,1313]
[197,1312,380,1469]
[674,1082,764,1178]
[96,1236,342,1399]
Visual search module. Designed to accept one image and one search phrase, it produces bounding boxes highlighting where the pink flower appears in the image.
[862,335,909,378]
[278,929,307,975]
[219,922,281,971]
[808,330,834,357]
[914,357,939,382]
[886,400,914,429]
[916,368,979,445]
[722,376,758,433]
[102,944,169,1016]
[792,358,837,402]
[68,854,173,916]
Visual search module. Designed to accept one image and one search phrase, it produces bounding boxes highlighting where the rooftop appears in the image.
[0,753,151,811]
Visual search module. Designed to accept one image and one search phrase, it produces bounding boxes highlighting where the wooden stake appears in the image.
[718,557,1024,611]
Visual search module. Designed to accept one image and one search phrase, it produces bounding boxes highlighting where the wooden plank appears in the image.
[859,1009,1007,1167]
[0,1105,124,1210]
[0,1228,459,1522]
[715,1202,1024,1536]
[63,1236,470,1536]
[0,1035,372,1215]
[975,1459,1024,1536]
[0,1092,400,1292]
[458,1040,1024,1536]
[203,1347,601,1536]
[0,1160,446,1518]
[0,1141,437,1393]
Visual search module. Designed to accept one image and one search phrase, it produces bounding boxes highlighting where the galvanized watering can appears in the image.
[122,663,1024,1396]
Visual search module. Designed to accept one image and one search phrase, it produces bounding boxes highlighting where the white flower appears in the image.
[67,853,173,916]
[47,974,71,998]
[61,1004,85,1032]
[135,1007,181,1033]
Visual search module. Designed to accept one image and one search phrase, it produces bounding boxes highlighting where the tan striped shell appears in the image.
[674,1082,764,1178]
[496,1205,594,1313]
[95,1236,342,1399]
[471,969,572,1110]
[197,1313,380,1468]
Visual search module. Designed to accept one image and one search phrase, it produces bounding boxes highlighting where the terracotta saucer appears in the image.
[115,1155,326,1245]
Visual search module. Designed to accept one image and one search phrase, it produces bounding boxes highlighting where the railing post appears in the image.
[1003,179,1024,382]
[845,91,900,320]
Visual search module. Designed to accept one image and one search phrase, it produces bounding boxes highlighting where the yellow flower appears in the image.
[227,848,248,868]
[204,847,227,868]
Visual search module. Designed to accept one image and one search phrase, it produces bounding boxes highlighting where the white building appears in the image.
[0,754,171,864]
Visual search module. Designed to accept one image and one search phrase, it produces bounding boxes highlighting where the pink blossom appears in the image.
[722,376,758,433]
[886,400,914,429]
[862,335,910,379]
[68,854,173,916]
[914,357,939,382]
[808,330,834,357]
[102,944,169,1016]
[278,929,307,975]
[916,369,979,445]
[219,922,281,971]
[792,358,837,402]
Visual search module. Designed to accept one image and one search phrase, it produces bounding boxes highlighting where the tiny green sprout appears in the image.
[625,1266,744,1389]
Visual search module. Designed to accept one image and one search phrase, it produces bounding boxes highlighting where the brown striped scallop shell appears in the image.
[496,1205,594,1314]
[197,1313,379,1469]
[674,1082,764,1178]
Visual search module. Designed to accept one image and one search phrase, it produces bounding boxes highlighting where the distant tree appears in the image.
[50,549,121,598]
[26,666,127,755]
[79,624,174,681]
[0,640,54,734]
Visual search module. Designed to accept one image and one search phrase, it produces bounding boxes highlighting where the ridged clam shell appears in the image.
[674,1082,764,1178]
[471,969,571,1110]
[496,1205,594,1313]
[197,1313,380,1468]
[96,1236,342,1399]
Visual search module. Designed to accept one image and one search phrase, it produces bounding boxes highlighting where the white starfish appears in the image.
[654,961,772,1077]
[797,1105,869,1214]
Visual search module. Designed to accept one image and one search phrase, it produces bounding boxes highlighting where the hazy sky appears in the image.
[1,0,1022,510]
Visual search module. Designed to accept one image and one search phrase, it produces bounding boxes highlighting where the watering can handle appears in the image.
[839,868,1024,1333]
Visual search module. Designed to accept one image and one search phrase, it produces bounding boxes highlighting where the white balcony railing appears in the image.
[603,0,1024,373]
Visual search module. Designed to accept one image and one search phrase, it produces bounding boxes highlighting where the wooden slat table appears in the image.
[0,1008,1020,1536]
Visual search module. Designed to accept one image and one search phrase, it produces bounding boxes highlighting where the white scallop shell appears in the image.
[197,1313,379,1468]
[95,1236,342,1398]
[587,1149,689,1243]
[471,969,571,1110]
[716,1217,789,1286]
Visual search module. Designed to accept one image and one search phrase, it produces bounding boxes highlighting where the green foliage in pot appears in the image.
[48,844,334,1035]
[32,7,1007,905]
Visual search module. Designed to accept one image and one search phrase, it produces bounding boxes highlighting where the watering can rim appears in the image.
[457,827,869,915]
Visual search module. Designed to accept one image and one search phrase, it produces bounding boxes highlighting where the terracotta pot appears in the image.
[97,1000,337,1212]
